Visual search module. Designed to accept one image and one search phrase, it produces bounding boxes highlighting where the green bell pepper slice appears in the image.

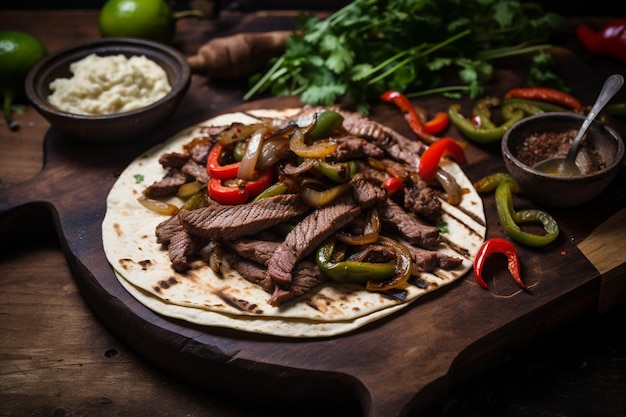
[448,104,524,143]
[474,173,559,246]
[316,238,397,284]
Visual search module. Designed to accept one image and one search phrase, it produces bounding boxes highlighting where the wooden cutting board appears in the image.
[1,53,625,417]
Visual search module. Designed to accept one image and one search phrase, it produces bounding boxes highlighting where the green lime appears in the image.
[98,0,203,44]
[0,30,47,130]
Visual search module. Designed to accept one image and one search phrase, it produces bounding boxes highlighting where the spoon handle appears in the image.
[566,74,624,161]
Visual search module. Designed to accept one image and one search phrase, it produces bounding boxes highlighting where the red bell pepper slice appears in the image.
[380,90,439,144]
[473,237,526,290]
[422,112,450,135]
[382,176,404,196]
[418,138,466,184]
[208,167,274,205]
[207,143,240,179]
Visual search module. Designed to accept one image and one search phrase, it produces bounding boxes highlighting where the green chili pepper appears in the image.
[310,110,344,139]
[314,160,357,183]
[233,140,247,161]
[448,104,524,143]
[473,97,500,129]
[607,102,626,117]
[475,173,559,246]
[316,238,397,283]
[252,181,288,202]
[501,101,544,118]
[503,98,567,113]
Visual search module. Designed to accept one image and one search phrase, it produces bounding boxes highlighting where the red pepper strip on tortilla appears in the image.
[418,138,466,184]
[208,167,274,205]
[504,87,582,110]
[207,143,240,179]
[473,237,526,290]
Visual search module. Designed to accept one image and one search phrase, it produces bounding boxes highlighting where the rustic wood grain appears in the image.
[1,9,625,417]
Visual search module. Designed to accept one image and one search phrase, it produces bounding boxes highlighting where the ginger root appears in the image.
[187,30,292,80]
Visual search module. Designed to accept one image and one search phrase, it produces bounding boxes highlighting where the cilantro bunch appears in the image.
[244,0,563,113]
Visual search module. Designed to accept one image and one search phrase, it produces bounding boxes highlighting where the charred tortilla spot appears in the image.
[158,277,179,289]
[113,223,123,238]
[153,286,162,293]
[305,293,335,313]
[410,277,429,289]
[138,259,153,270]
[216,291,264,314]
[118,258,133,270]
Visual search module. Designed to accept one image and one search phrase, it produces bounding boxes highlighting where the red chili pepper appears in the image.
[207,143,240,179]
[418,138,467,184]
[504,87,582,110]
[380,90,439,144]
[208,167,274,205]
[576,19,626,63]
[473,238,526,290]
[382,176,404,196]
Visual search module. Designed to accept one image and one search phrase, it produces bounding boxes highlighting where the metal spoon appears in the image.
[533,73,624,176]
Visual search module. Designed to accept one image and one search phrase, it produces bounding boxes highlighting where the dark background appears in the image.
[0,0,623,16]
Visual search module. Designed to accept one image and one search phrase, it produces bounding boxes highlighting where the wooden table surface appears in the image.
[1,7,625,417]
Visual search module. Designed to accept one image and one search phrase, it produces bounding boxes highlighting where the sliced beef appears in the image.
[266,195,361,285]
[179,194,311,241]
[222,252,274,292]
[340,111,425,167]
[181,159,209,184]
[222,253,328,306]
[351,174,387,208]
[155,215,184,245]
[188,142,211,164]
[377,198,440,249]
[334,136,385,161]
[269,261,328,306]
[398,238,463,271]
[168,230,203,272]
[143,169,188,199]
[404,182,442,220]
[225,237,281,265]
[159,152,189,169]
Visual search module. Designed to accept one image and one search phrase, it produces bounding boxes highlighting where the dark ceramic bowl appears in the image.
[501,112,624,208]
[25,37,190,143]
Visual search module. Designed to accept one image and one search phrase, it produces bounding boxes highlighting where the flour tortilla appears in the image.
[102,108,486,337]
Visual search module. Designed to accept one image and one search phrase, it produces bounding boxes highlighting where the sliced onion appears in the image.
[218,122,266,145]
[434,168,463,205]
[289,126,338,158]
[257,135,291,169]
[299,182,352,208]
[176,181,204,199]
[137,195,178,216]
[237,128,265,180]
[336,208,380,245]
[365,236,413,291]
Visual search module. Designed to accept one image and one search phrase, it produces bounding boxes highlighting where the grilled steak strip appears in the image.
[225,237,281,265]
[341,111,426,167]
[155,215,184,245]
[269,261,328,306]
[351,174,387,208]
[266,195,361,285]
[168,230,205,272]
[179,194,310,241]
[334,136,385,161]
[377,198,441,249]
[143,169,188,199]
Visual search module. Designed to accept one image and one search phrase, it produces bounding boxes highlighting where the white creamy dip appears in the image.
[48,53,172,115]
